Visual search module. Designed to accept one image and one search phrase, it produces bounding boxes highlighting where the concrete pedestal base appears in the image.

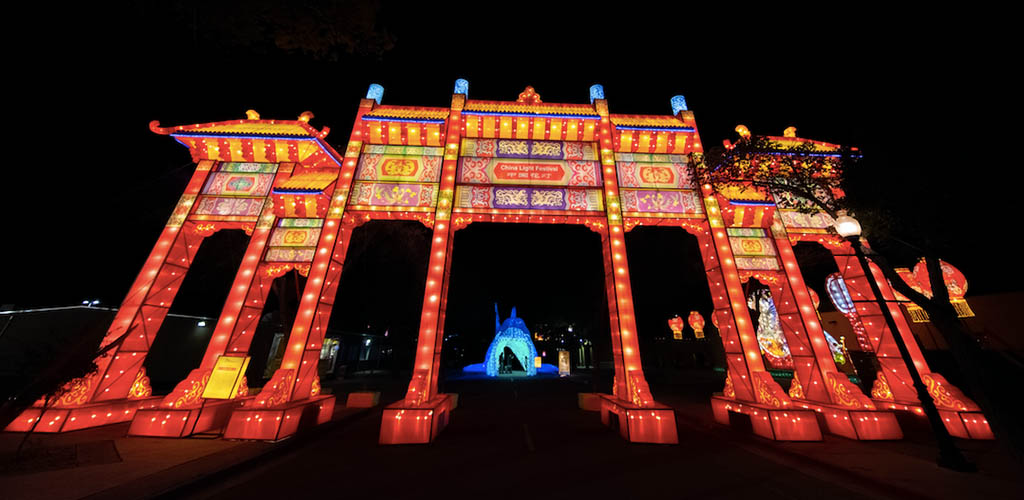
[598,394,678,444]
[222,395,335,441]
[379,394,454,445]
[129,397,253,437]
[711,395,822,441]
[5,397,162,433]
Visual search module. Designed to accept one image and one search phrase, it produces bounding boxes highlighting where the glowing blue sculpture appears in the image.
[366,83,384,105]
[454,78,469,96]
[484,305,538,376]
[670,95,688,114]
[589,84,605,103]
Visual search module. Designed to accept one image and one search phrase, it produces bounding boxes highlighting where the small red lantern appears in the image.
[688,311,705,339]
[912,259,968,299]
[668,315,684,340]
[807,287,820,310]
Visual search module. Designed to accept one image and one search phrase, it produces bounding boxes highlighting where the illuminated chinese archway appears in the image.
[6,82,990,444]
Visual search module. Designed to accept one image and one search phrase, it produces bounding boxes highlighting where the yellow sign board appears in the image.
[558,350,571,376]
[202,356,250,400]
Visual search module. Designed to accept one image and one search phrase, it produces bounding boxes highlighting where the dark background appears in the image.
[4,2,1015,364]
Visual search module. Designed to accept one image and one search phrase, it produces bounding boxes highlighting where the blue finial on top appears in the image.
[671,95,688,114]
[590,84,605,103]
[366,83,384,105]
[454,78,469,96]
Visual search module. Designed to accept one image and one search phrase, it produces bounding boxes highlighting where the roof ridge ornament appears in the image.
[517,86,542,104]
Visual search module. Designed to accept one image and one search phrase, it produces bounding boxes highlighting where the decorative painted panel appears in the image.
[779,210,835,230]
[456,157,600,187]
[202,172,275,197]
[217,162,279,173]
[349,182,438,207]
[355,154,443,182]
[268,227,322,247]
[453,186,602,211]
[461,139,597,160]
[619,189,703,214]
[277,218,323,228]
[616,161,693,189]
[361,145,445,156]
[192,196,266,217]
[264,247,317,262]
[727,228,781,270]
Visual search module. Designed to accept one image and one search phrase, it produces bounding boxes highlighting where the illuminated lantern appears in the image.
[807,287,820,310]
[687,311,705,339]
[908,259,975,319]
[534,356,542,369]
[826,273,873,351]
[668,315,685,340]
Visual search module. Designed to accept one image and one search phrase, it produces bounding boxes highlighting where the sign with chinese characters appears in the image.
[201,356,250,400]
[457,157,600,187]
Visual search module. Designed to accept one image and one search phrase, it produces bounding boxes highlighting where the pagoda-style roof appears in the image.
[150,112,342,166]
[463,100,600,118]
[610,114,694,131]
[274,171,339,192]
[727,126,848,155]
[761,135,842,152]
[361,106,450,122]
[150,115,328,139]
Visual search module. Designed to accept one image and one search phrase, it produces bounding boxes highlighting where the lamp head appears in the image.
[834,210,862,238]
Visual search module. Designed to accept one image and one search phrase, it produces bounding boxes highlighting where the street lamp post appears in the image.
[834,211,975,472]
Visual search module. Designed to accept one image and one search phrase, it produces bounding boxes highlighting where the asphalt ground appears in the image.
[173,375,888,500]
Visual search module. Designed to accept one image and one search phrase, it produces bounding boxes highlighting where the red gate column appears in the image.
[6,161,214,432]
[831,239,992,439]
[428,231,457,399]
[128,162,301,437]
[771,223,901,439]
[598,229,628,401]
[379,92,463,444]
[700,190,821,440]
[221,104,371,441]
[592,97,678,444]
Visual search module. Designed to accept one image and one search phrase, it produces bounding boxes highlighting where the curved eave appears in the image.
[150,119,328,139]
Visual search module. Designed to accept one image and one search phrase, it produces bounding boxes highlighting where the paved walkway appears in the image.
[0,403,366,500]
[1,374,1021,499]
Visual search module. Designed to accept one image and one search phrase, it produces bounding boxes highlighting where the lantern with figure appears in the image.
[668,315,685,340]
[688,311,705,339]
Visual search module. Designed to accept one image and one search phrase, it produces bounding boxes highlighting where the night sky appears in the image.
[6,3,1017,360]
